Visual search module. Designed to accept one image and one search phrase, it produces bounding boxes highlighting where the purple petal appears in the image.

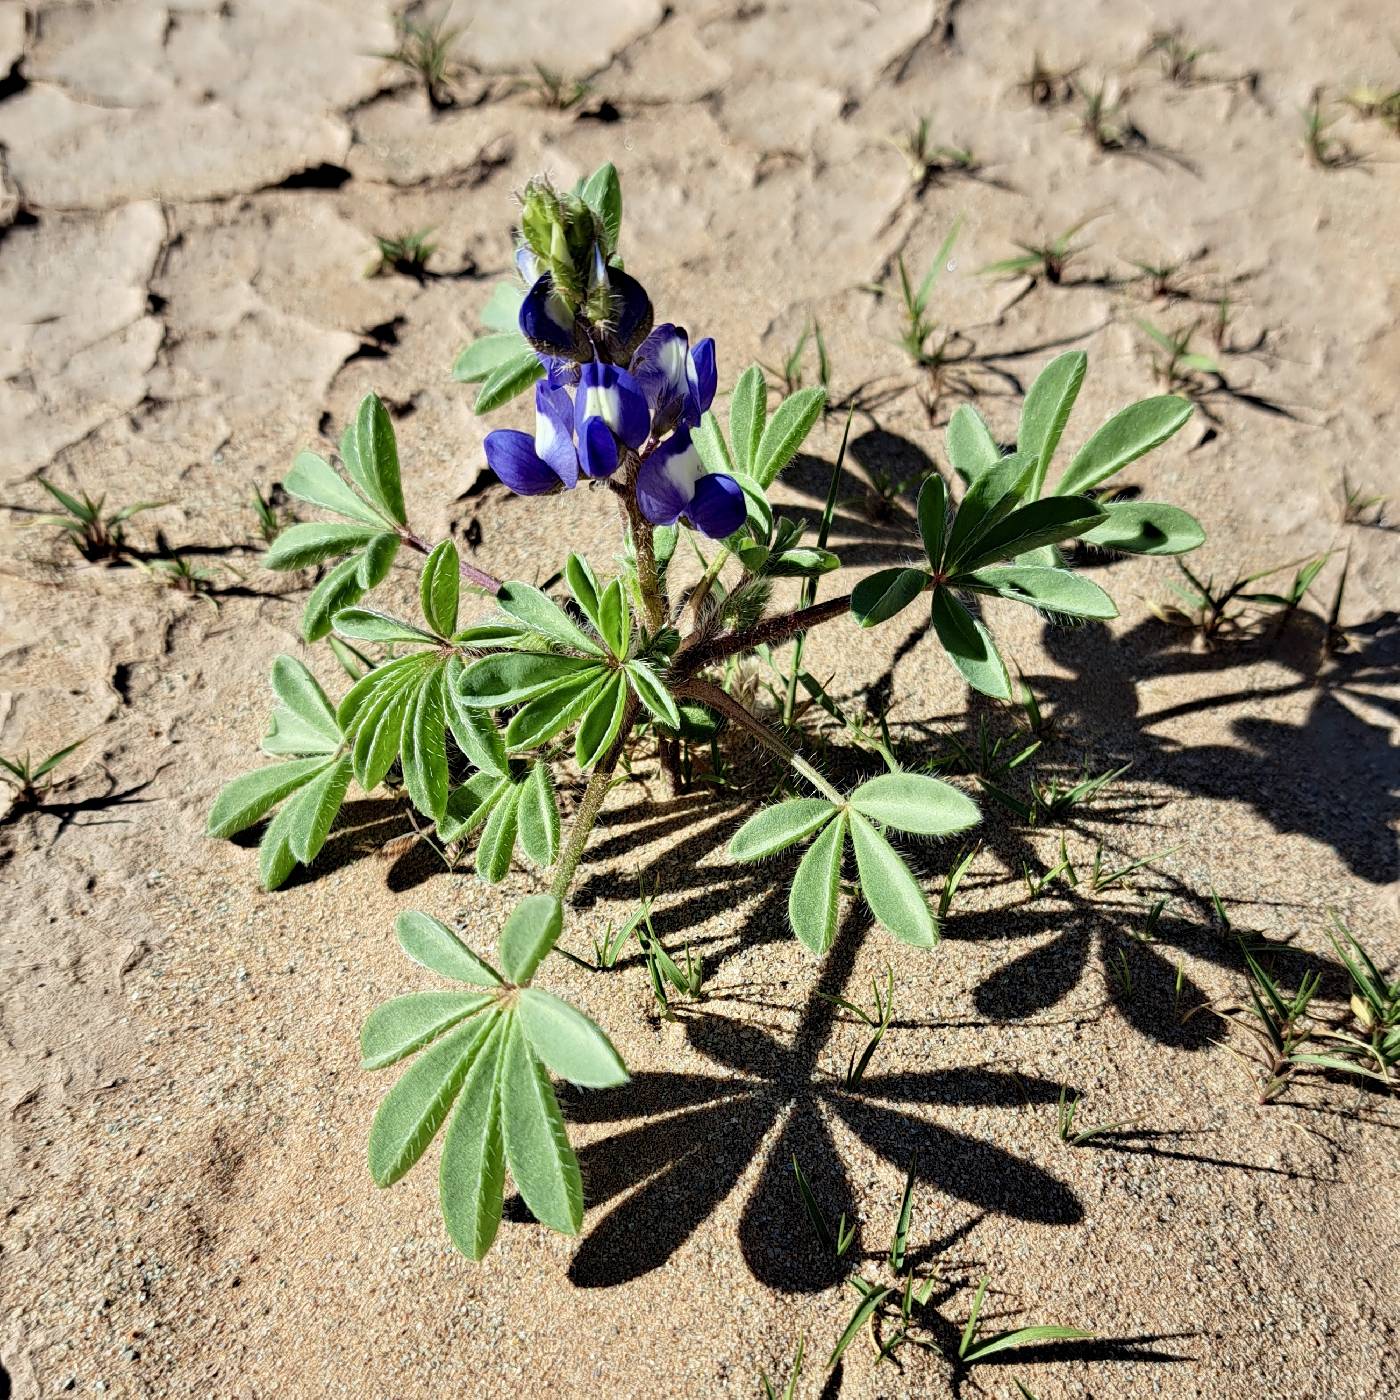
[578,416,620,479]
[484,429,563,496]
[608,267,653,351]
[576,361,651,450]
[519,275,575,352]
[686,473,746,539]
[685,338,717,425]
[635,430,703,526]
[534,381,578,489]
[631,324,691,412]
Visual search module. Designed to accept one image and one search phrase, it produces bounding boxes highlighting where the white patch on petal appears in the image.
[661,337,688,393]
[536,404,565,460]
[660,441,704,502]
[583,384,622,430]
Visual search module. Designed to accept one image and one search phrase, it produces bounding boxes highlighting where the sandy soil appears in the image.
[2,1,1398,1396]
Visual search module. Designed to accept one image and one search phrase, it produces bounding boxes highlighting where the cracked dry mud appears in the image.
[1,2,1397,1397]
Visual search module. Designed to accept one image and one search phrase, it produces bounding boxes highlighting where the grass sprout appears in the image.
[0,739,84,808]
[32,478,165,562]
[980,220,1092,286]
[368,228,438,280]
[820,965,895,1087]
[759,1336,805,1400]
[957,1274,1093,1363]
[376,11,463,110]
[1056,1085,1133,1145]
[792,1154,856,1258]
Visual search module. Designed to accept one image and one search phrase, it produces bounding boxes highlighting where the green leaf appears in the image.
[264,521,380,571]
[497,581,604,655]
[945,404,1000,484]
[270,656,339,747]
[283,451,385,525]
[729,365,767,476]
[455,651,601,707]
[563,553,603,633]
[479,281,525,333]
[729,798,838,861]
[357,531,400,588]
[302,553,366,642]
[475,778,522,884]
[206,756,329,838]
[516,761,560,868]
[503,671,608,751]
[500,1019,583,1236]
[828,1286,895,1370]
[754,387,826,488]
[851,568,930,628]
[262,696,341,757]
[766,547,840,577]
[444,661,511,774]
[849,811,937,948]
[1057,395,1193,495]
[930,588,1011,700]
[574,673,628,771]
[475,351,545,415]
[350,665,421,789]
[961,564,1117,619]
[452,332,531,383]
[849,772,980,836]
[1019,351,1087,497]
[516,988,629,1089]
[580,162,622,252]
[953,495,1107,571]
[333,607,438,645]
[360,992,493,1070]
[788,813,846,955]
[596,577,630,659]
[283,753,351,864]
[692,410,735,476]
[257,798,299,890]
[438,773,507,844]
[625,661,679,729]
[396,909,503,986]
[439,1017,508,1260]
[943,452,1035,565]
[401,666,450,821]
[1078,500,1205,556]
[367,1011,498,1186]
[498,893,565,984]
[917,474,949,568]
[418,539,461,637]
[347,394,407,525]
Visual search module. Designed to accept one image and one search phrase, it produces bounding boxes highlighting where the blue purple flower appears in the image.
[636,429,746,539]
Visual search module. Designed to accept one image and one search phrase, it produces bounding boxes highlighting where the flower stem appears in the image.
[549,693,639,900]
[674,593,853,677]
[672,677,844,804]
[401,528,501,595]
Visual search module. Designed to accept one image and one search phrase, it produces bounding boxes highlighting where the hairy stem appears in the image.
[401,528,501,595]
[549,693,640,899]
[672,677,844,804]
[620,451,666,631]
[674,593,853,677]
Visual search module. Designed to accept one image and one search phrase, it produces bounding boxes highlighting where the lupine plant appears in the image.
[209,165,1205,1259]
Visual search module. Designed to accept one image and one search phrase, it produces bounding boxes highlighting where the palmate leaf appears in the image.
[497,580,604,656]
[474,352,546,415]
[516,761,560,868]
[575,673,629,770]
[264,521,382,571]
[284,450,386,526]
[951,495,1107,572]
[452,332,532,384]
[207,657,354,889]
[364,896,628,1260]
[456,651,604,708]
